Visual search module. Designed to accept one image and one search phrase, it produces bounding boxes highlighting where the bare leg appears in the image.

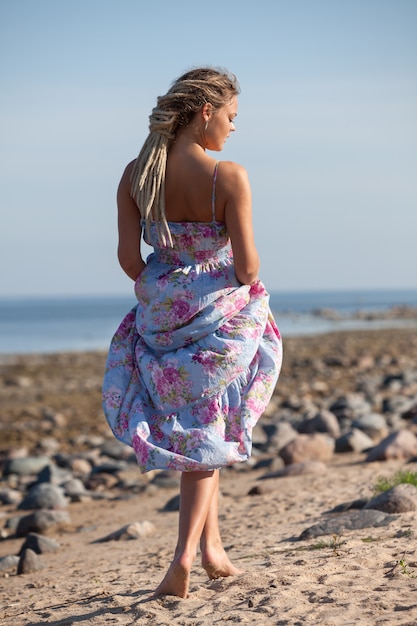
[154,470,218,598]
[200,470,244,579]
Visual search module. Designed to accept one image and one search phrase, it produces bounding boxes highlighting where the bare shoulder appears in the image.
[218,161,250,191]
[119,159,136,186]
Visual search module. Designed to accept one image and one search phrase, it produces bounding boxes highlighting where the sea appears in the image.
[0,288,416,356]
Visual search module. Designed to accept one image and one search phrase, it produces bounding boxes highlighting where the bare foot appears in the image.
[154,559,191,599]
[202,548,244,580]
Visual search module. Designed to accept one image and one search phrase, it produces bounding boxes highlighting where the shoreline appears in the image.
[1,316,417,362]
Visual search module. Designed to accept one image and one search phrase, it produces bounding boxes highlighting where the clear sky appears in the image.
[1,0,416,297]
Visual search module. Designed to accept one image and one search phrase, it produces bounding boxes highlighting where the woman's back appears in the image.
[164,151,222,223]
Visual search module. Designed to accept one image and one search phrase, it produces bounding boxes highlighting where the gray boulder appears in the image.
[364,483,417,513]
[352,413,389,441]
[280,433,334,465]
[366,430,417,462]
[300,509,396,540]
[4,456,50,476]
[19,533,60,555]
[16,510,70,537]
[298,410,340,439]
[18,483,68,510]
[17,548,45,574]
[335,428,374,453]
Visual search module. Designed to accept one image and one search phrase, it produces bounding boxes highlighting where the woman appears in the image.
[102,67,282,598]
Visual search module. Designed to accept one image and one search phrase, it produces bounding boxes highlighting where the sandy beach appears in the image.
[1,327,417,625]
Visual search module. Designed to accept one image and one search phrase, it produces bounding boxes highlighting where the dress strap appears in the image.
[211,161,219,222]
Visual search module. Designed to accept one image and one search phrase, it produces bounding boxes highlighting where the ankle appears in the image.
[174,548,195,571]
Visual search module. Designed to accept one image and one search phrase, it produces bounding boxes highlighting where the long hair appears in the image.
[130,67,240,246]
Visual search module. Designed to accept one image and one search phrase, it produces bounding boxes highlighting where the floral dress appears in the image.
[102,171,282,472]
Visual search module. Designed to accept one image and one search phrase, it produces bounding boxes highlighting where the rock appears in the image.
[382,373,405,389]
[0,555,19,572]
[100,439,134,461]
[4,375,32,388]
[352,413,389,441]
[298,410,340,439]
[355,355,375,370]
[0,488,23,505]
[4,514,24,534]
[364,484,417,513]
[73,434,105,448]
[18,483,68,510]
[41,411,67,428]
[84,473,119,491]
[328,394,372,421]
[382,396,415,416]
[36,463,73,485]
[61,478,88,500]
[258,461,328,480]
[19,532,60,554]
[36,436,61,455]
[150,471,181,488]
[93,521,155,543]
[161,494,181,511]
[16,510,71,537]
[262,421,298,453]
[279,433,334,465]
[335,428,374,453]
[327,499,369,513]
[252,456,285,472]
[4,456,51,476]
[68,457,93,476]
[5,447,30,460]
[300,509,396,540]
[365,430,417,462]
[91,460,128,474]
[17,548,45,574]
[401,401,417,421]
[252,422,268,448]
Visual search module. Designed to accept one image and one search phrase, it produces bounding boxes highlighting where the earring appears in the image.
[205,120,209,131]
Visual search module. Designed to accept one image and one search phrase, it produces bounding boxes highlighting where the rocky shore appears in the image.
[1,327,417,625]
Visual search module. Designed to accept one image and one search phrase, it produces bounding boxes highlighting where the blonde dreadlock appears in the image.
[130,67,240,246]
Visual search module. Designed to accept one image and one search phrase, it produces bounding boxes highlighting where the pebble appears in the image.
[15,510,71,537]
[91,460,129,474]
[19,532,60,554]
[298,410,341,439]
[0,487,23,505]
[100,440,135,461]
[262,421,298,453]
[328,394,372,421]
[36,463,74,485]
[0,555,20,572]
[17,548,45,574]
[150,470,181,488]
[352,413,389,441]
[93,520,155,542]
[4,456,51,476]
[18,483,68,510]
[61,478,88,500]
[335,428,374,453]
[161,494,181,511]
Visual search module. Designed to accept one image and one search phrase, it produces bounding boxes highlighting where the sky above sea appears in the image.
[0,0,416,298]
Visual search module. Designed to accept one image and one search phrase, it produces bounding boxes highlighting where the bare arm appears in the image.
[117,161,146,281]
[223,163,260,285]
